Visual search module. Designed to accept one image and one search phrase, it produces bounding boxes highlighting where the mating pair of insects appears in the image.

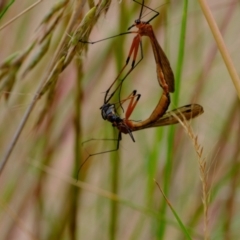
[81,0,204,164]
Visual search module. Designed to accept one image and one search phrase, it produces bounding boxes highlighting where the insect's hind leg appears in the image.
[105,35,144,106]
[117,40,144,110]
[79,132,122,176]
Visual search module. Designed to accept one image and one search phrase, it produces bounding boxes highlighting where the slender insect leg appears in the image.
[79,132,122,174]
[133,0,159,24]
[118,90,137,106]
[105,34,144,105]
[104,64,128,103]
[125,91,141,120]
[116,40,143,109]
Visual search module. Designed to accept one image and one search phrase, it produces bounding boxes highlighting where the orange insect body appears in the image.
[124,92,170,131]
[80,1,204,167]
[101,93,203,141]
[129,22,175,94]
[101,89,203,142]
[98,1,202,141]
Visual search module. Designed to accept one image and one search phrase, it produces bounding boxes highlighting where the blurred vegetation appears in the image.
[0,0,240,239]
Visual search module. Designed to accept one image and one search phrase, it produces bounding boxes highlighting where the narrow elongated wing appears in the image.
[132,104,203,131]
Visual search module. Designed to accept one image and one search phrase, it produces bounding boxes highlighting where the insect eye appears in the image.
[101,112,107,120]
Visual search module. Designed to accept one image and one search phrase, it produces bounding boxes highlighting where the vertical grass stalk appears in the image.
[157,1,188,239]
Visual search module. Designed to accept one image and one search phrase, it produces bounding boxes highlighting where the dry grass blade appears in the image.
[39,0,69,25]
[0,200,38,240]
[0,0,112,174]
[22,34,52,78]
[197,0,240,99]
[0,68,16,100]
[170,111,209,240]
[37,57,65,98]
[0,0,43,31]
[0,43,35,97]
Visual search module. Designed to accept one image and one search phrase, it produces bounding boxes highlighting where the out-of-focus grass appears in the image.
[0,0,240,240]
[0,0,15,19]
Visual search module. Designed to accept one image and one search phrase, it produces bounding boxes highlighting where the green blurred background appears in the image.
[0,0,239,239]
